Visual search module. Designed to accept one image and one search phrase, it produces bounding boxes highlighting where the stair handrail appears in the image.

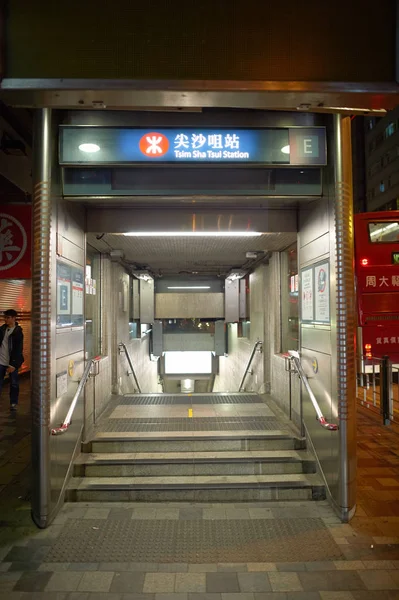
[287,350,338,431]
[238,340,263,392]
[118,342,142,393]
[51,358,94,435]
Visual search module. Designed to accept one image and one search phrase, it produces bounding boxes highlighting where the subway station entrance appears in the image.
[18,106,358,528]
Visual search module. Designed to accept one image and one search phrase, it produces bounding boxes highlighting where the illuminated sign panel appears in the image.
[60,127,326,166]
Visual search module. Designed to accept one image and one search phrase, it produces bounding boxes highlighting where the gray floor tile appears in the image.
[159,564,188,573]
[357,570,399,591]
[67,563,100,571]
[188,595,222,600]
[188,565,218,573]
[100,563,132,572]
[45,571,84,592]
[276,564,306,572]
[286,594,322,600]
[175,574,206,593]
[122,595,155,600]
[298,571,366,592]
[221,594,255,600]
[305,562,337,571]
[78,571,114,592]
[155,595,188,600]
[144,573,176,594]
[179,509,203,520]
[253,594,289,600]
[267,573,303,593]
[218,565,248,573]
[8,562,41,571]
[207,573,240,593]
[237,573,271,593]
[14,571,53,592]
[111,572,146,593]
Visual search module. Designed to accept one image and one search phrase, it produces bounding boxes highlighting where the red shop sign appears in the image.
[0,205,31,279]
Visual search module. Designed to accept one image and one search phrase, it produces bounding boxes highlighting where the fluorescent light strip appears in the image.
[124,231,262,237]
[370,223,398,237]
[167,286,211,289]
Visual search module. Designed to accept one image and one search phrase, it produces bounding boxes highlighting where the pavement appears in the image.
[0,378,399,599]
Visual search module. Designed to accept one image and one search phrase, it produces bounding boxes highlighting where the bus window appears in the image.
[368,221,399,243]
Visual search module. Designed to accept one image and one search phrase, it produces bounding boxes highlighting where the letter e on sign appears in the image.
[304,138,312,154]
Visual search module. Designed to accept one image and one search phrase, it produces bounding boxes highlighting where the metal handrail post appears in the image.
[288,351,338,431]
[51,359,94,435]
[238,340,262,392]
[119,342,142,393]
[381,355,391,425]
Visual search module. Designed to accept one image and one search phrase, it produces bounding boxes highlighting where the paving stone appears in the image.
[110,572,146,593]
[247,564,277,572]
[179,508,203,520]
[122,595,155,600]
[155,595,188,600]
[218,564,248,572]
[221,594,255,600]
[99,563,133,572]
[38,563,71,572]
[254,595,289,600]
[298,571,366,592]
[276,563,306,572]
[155,509,180,520]
[357,570,399,590]
[132,508,157,520]
[45,571,83,592]
[128,563,159,572]
[77,570,114,592]
[8,562,41,572]
[83,508,110,520]
[334,562,365,571]
[144,573,176,593]
[68,563,100,571]
[187,594,221,600]
[175,573,206,593]
[14,571,52,592]
[207,573,240,593]
[267,573,303,593]
[361,561,395,570]
[188,565,218,573]
[159,564,188,573]
[286,594,321,600]
[237,573,272,592]
[306,562,337,571]
[319,593,355,600]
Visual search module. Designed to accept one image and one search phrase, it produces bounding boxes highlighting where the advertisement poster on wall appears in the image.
[315,262,330,322]
[301,267,314,321]
[72,268,84,316]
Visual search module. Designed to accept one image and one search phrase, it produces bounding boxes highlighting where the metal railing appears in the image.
[238,340,263,392]
[118,342,141,393]
[51,359,94,435]
[356,354,397,424]
[285,350,338,431]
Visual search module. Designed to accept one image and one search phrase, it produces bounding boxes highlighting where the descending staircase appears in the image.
[67,393,325,503]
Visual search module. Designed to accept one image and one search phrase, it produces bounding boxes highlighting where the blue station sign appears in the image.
[60,126,326,166]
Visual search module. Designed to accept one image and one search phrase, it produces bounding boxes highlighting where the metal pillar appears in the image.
[31,108,52,528]
[334,114,357,520]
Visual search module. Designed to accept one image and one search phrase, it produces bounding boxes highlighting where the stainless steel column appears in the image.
[31,108,52,528]
[334,114,357,520]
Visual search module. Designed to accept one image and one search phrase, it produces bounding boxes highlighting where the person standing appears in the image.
[0,309,24,411]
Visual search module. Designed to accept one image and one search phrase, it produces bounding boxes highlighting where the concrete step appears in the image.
[74,450,316,477]
[87,432,305,454]
[66,473,325,503]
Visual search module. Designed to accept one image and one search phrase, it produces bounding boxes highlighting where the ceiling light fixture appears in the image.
[124,231,262,237]
[167,286,211,290]
[281,145,290,154]
[132,270,153,282]
[79,143,101,153]
[226,269,247,281]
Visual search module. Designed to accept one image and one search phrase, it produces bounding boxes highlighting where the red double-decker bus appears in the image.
[354,210,399,365]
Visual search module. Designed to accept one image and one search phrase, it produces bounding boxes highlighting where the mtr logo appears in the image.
[139,132,169,157]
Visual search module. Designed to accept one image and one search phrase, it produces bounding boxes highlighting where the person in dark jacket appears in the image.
[0,309,24,411]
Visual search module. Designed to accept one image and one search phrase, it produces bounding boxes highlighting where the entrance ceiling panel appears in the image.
[86,231,296,276]
[86,208,297,234]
